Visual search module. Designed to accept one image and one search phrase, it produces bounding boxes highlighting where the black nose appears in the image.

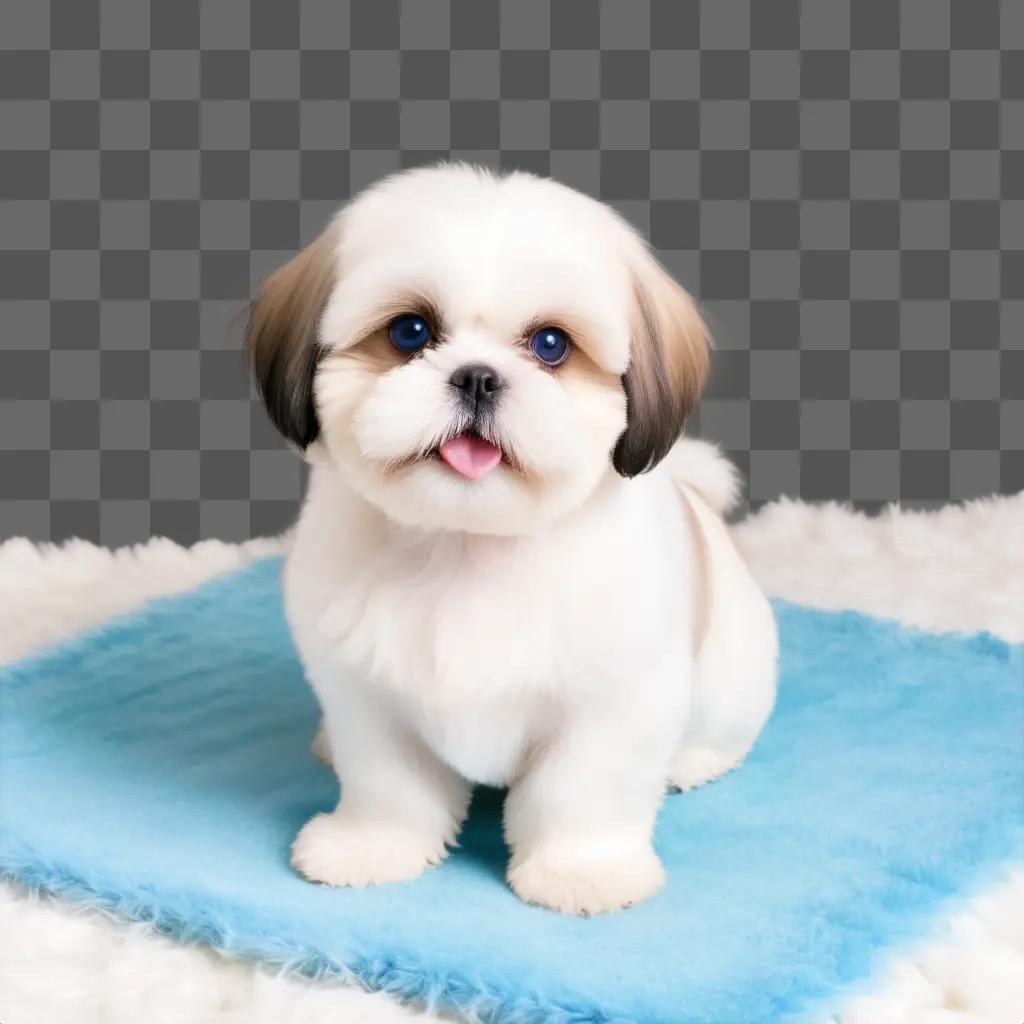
[449,364,505,406]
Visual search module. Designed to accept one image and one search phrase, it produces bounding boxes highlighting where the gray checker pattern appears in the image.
[0,0,1022,546]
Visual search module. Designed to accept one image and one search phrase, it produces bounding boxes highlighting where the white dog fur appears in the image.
[245,164,778,916]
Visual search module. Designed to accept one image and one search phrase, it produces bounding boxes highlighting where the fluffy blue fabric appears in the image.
[1,557,1021,1024]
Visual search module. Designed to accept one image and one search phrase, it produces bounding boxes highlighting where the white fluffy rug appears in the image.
[1,496,1022,1024]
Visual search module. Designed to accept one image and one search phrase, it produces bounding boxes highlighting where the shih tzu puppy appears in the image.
[246,165,778,916]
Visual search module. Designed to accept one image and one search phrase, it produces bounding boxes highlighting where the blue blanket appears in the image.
[1,557,1021,1023]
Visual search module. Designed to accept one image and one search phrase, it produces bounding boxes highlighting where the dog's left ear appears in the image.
[612,257,710,477]
[245,229,338,450]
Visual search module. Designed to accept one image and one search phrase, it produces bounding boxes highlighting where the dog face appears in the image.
[247,165,708,535]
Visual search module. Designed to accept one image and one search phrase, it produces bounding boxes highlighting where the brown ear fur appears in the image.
[612,260,710,477]
[245,230,337,449]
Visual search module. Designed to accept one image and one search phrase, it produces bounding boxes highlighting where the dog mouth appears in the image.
[383,430,520,479]
[435,431,503,479]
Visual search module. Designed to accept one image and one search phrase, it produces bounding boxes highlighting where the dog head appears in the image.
[247,165,708,535]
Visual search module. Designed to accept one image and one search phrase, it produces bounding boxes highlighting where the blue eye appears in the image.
[388,314,432,352]
[529,327,571,366]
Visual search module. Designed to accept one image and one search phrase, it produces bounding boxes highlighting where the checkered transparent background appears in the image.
[1,0,1022,545]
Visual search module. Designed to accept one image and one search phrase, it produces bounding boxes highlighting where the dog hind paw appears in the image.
[669,745,748,792]
[310,721,333,766]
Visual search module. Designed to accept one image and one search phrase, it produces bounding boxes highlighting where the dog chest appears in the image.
[405,692,551,786]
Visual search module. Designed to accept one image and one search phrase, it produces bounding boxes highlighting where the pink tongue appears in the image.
[439,433,503,479]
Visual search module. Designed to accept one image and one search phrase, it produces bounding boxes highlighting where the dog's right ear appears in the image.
[245,229,338,449]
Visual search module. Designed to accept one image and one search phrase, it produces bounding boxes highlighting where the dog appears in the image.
[246,164,778,916]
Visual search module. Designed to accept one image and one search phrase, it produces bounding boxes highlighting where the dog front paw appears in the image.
[291,812,447,887]
[507,841,665,916]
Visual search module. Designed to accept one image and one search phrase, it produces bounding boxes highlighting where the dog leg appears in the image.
[670,486,778,793]
[292,684,470,888]
[504,692,680,916]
